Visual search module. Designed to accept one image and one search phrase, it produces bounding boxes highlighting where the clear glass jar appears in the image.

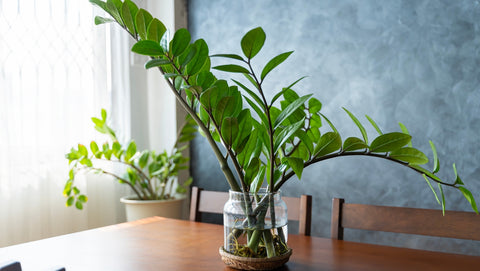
[223,189,288,258]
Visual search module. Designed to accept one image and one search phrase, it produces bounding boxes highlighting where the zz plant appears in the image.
[64,109,196,209]
[88,0,477,259]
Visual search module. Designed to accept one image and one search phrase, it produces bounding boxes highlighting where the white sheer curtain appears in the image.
[0,0,131,246]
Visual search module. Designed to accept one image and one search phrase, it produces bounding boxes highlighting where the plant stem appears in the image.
[274,151,459,191]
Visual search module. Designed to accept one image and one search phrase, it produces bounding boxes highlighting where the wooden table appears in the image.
[1,217,479,270]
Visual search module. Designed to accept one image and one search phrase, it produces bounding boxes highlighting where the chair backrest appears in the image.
[189,186,312,236]
[330,197,480,241]
[0,261,22,271]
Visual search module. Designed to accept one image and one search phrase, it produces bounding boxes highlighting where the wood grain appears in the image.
[2,217,479,271]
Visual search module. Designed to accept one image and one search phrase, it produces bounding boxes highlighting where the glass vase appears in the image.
[223,188,288,258]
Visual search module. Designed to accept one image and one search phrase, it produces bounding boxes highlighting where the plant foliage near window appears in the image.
[88,0,477,258]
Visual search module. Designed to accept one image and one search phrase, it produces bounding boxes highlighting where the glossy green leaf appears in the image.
[314,132,342,157]
[261,51,293,81]
[186,39,209,76]
[343,108,368,145]
[270,76,307,107]
[75,201,84,210]
[308,98,322,114]
[135,9,153,40]
[285,157,304,179]
[101,108,107,120]
[90,141,99,154]
[410,165,442,183]
[90,0,107,11]
[131,40,163,56]
[145,58,171,69]
[320,113,338,133]
[294,130,314,155]
[237,129,261,167]
[213,64,250,74]
[244,157,260,185]
[370,132,411,153]
[366,115,382,135]
[106,0,123,26]
[274,119,304,152]
[398,122,412,147]
[78,144,88,156]
[250,166,266,193]
[221,117,239,146]
[210,54,245,62]
[422,174,440,205]
[233,109,253,150]
[429,140,440,174]
[170,28,191,56]
[232,79,265,110]
[438,183,445,215]
[458,187,478,214]
[241,27,266,59]
[389,147,428,165]
[244,95,269,128]
[309,114,322,129]
[121,0,138,36]
[147,18,167,43]
[343,137,368,152]
[453,163,464,185]
[78,195,88,203]
[274,94,311,129]
[94,16,115,25]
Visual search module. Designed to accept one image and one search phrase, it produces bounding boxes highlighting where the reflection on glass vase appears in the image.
[223,188,289,258]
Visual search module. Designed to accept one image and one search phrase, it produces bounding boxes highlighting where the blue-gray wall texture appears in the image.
[188,0,480,255]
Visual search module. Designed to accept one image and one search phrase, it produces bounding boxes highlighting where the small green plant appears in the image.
[64,109,196,209]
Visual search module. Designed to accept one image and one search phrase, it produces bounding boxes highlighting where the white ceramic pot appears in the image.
[120,196,186,221]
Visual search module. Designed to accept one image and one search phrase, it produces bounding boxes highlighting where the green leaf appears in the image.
[366,115,382,135]
[73,187,80,195]
[410,165,442,183]
[241,27,266,59]
[213,64,250,74]
[250,166,266,193]
[343,108,368,145]
[125,141,137,162]
[389,147,428,165]
[270,76,307,107]
[145,58,171,69]
[398,122,412,147]
[78,144,88,156]
[105,0,123,26]
[233,109,253,149]
[186,39,209,76]
[369,132,411,153]
[78,195,88,203]
[210,54,245,61]
[274,119,304,152]
[121,0,138,36]
[90,141,99,154]
[244,158,260,186]
[422,174,440,205]
[458,187,478,214]
[244,95,269,128]
[438,183,446,215]
[237,129,261,167]
[320,113,338,133]
[285,157,304,179]
[274,94,311,129]
[131,40,163,56]
[429,140,440,174]
[138,151,150,169]
[343,137,368,152]
[75,201,84,210]
[90,0,108,12]
[135,9,153,40]
[232,79,265,110]
[221,117,239,146]
[66,196,74,207]
[260,51,293,81]
[94,16,115,25]
[314,132,342,157]
[101,108,107,121]
[453,163,464,185]
[308,98,322,114]
[170,28,191,56]
[147,18,167,43]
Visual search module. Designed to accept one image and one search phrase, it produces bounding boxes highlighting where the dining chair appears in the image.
[0,261,21,271]
[189,186,313,236]
[330,197,480,241]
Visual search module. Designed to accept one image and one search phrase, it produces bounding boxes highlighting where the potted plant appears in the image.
[87,0,477,269]
[64,108,196,221]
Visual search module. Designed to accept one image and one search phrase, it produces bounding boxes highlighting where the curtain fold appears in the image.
[0,0,131,247]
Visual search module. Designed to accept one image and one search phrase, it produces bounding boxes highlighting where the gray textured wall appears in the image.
[188,0,480,255]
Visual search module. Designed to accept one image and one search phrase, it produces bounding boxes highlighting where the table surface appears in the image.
[1,216,479,270]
